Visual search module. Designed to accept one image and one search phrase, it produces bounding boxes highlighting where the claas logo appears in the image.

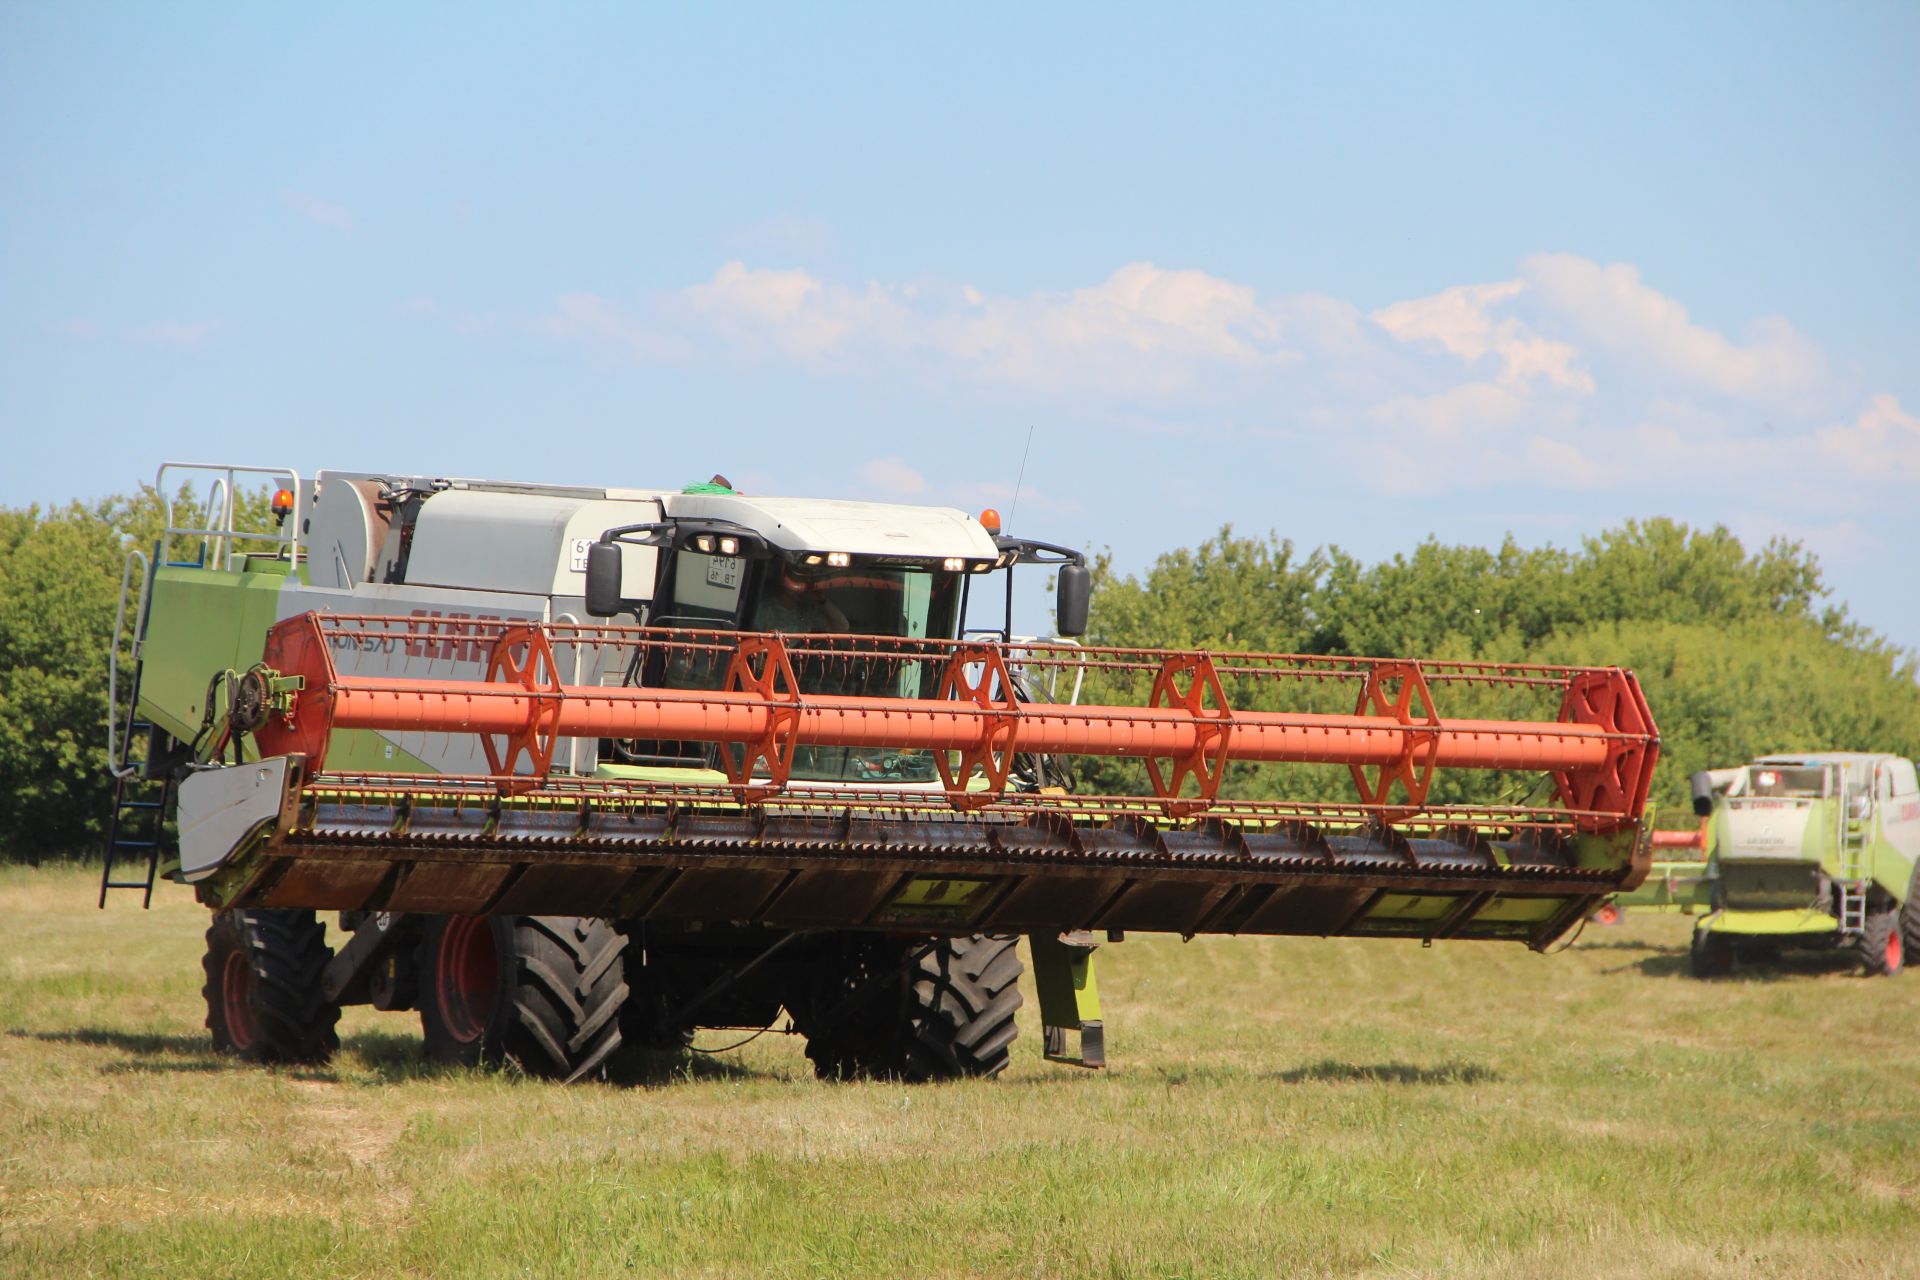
[404,609,517,662]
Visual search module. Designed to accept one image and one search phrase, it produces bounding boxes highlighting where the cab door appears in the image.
[1880,758,1920,873]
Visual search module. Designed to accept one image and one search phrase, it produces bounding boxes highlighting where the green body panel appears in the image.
[593,761,996,793]
[137,562,434,772]
[137,564,294,745]
[596,762,733,786]
[1612,858,1713,912]
[1698,907,1841,937]
[1030,934,1102,1026]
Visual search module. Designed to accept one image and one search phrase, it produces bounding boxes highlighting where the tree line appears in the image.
[0,485,274,860]
[1,490,1915,858]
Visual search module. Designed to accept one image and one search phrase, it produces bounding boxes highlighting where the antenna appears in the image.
[1007,425,1035,531]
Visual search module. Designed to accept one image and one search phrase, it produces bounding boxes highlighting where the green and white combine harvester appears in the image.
[1616,754,1920,977]
[101,463,1663,1081]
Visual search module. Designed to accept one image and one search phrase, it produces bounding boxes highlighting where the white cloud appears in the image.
[1370,381,1531,440]
[426,252,1907,513]
[665,260,1304,393]
[1521,253,1822,400]
[1818,394,1920,483]
[682,261,903,360]
[858,455,928,495]
[280,188,355,232]
[1373,280,1593,394]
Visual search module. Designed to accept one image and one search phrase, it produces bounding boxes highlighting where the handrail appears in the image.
[155,462,304,571]
[106,547,151,779]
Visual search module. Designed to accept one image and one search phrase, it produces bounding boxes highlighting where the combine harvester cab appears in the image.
[104,462,1663,1082]
[1684,754,1920,977]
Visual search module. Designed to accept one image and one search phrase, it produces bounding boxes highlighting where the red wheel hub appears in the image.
[222,949,256,1051]
[436,916,500,1043]
[1887,927,1903,974]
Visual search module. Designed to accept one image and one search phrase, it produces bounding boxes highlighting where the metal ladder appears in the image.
[1834,763,1869,935]
[98,758,175,908]
[98,547,173,908]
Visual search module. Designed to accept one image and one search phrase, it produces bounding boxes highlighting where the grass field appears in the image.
[3,863,1919,1278]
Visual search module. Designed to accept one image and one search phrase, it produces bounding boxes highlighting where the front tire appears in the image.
[1688,926,1734,979]
[797,934,1022,1082]
[202,909,340,1064]
[418,915,629,1082]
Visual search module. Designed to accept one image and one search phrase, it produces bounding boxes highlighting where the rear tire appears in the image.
[798,934,1022,1082]
[1858,909,1903,977]
[1688,926,1734,979]
[1901,866,1920,965]
[202,910,340,1064]
[418,915,629,1081]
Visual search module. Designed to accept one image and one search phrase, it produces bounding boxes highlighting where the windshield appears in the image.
[618,560,964,784]
[748,565,961,782]
[1740,766,1827,799]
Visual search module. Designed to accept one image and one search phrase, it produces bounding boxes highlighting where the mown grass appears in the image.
[3,863,1918,1278]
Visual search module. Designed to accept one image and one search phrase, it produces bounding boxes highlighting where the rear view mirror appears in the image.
[1690,771,1715,818]
[585,542,624,617]
[1055,562,1090,637]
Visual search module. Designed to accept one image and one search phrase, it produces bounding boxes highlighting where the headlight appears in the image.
[942,557,965,571]
[826,551,851,567]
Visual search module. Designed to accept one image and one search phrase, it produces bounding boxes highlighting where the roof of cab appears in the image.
[662,492,997,559]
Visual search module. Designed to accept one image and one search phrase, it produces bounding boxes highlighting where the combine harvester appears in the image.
[1652,754,1920,978]
[102,463,1661,1081]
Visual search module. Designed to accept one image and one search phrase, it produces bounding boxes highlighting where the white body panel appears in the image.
[177,757,289,881]
[277,470,1005,778]
[663,493,998,561]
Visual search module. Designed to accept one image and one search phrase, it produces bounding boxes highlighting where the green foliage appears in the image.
[0,485,279,858]
[1085,517,1920,817]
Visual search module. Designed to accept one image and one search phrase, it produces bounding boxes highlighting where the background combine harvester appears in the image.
[102,463,1662,1082]
[1622,754,1920,977]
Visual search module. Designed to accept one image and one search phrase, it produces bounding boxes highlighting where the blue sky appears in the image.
[4,4,1917,647]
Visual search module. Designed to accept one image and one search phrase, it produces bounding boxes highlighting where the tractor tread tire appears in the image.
[1857,908,1903,978]
[202,909,340,1065]
[804,934,1022,1083]
[1901,866,1920,964]
[513,916,630,1081]
[419,915,629,1083]
[1688,926,1734,979]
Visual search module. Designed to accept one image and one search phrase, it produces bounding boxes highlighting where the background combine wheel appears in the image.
[1902,866,1920,968]
[796,934,1023,1082]
[416,915,629,1082]
[1856,908,1904,977]
[201,909,340,1064]
[1688,926,1734,979]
